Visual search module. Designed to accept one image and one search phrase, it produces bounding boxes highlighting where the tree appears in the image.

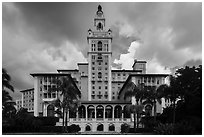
[2,68,16,118]
[143,86,163,122]
[49,76,81,132]
[158,65,202,134]
[124,82,145,131]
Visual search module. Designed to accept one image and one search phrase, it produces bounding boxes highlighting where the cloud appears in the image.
[2,2,202,100]
[114,41,140,70]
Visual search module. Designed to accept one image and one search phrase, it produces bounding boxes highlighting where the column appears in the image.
[112,107,114,121]
[94,106,96,119]
[85,106,88,121]
[103,106,105,120]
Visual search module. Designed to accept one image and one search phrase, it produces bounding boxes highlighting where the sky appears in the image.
[2,2,202,100]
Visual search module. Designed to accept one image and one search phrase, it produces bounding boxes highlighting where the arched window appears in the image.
[98,72,102,79]
[98,41,102,51]
[47,104,54,117]
[85,125,91,131]
[109,124,115,131]
[97,22,103,30]
[97,124,104,131]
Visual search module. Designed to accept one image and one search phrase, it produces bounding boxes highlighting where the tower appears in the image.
[87,5,112,101]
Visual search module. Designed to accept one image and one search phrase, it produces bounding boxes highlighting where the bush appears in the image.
[68,124,81,133]
[121,123,130,133]
[154,121,197,135]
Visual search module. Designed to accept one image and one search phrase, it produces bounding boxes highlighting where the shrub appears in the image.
[121,123,130,133]
[69,124,81,133]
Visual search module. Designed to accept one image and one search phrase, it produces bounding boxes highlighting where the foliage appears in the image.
[157,65,202,134]
[121,123,130,133]
[154,121,197,135]
[2,68,16,119]
[49,76,81,132]
[68,124,81,133]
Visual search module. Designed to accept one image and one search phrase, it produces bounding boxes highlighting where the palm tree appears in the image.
[2,68,16,118]
[143,86,163,122]
[2,68,14,104]
[49,76,81,132]
[124,82,145,131]
[157,76,180,125]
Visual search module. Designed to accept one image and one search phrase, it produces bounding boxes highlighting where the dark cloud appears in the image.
[111,22,138,62]
[183,59,202,67]
[3,2,202,100]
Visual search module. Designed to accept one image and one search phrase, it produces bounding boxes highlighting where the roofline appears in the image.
[111,70,142,72]
[129,74,169,76]
[30,73,72,77]
[119,73,170,95]
[80,101,131,104]
[77,63,88,65]
[20,88,34,93]
[57,69,79,72]
[132,60,147,68]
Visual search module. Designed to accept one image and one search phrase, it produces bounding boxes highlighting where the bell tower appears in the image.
[87,5,112,101]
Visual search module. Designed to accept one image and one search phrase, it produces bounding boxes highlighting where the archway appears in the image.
[96,105,104,119]
[114,105,122,118]
[105,105,113,118]
[85,124,91,131]
[47,104,54,117]
[78,105,86,118]
[123,105,131,118]
[145,104,152,116]
[97,123,104,131]
[109,124,115,131]
[88,105,95,118]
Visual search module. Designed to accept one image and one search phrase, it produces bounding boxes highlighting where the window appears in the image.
[157,80,160,84]
[97,22,103,30]
[98,96,101,99]
[92,86,95,89]
[118,74,120,76]
[92,44,96,51]
[138,80,140,84]
[92,73,95,76]
[112,96,115,99]
[92,62,95,65]
[92,81,95,84]
[105,62,108,65]
[92,91,95,94]
[105,68,107,70]
[92,55,95,60]
[92,67,95,70]
[98,67,102,71]
[92,95,95,99]
[98,41,102,51]
[44,93,47,98]
[99,86,101,89]
[105,86,108,89]
[98,72,102,79]
[98,62,101,65]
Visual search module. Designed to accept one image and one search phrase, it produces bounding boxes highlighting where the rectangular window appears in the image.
[105,62,108,65]
[92,86,95,89]
[92,91,95,94]
[92,67,95,70]
[105,86,108,89]
[99,86,101,89]
[44,93,47,98]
